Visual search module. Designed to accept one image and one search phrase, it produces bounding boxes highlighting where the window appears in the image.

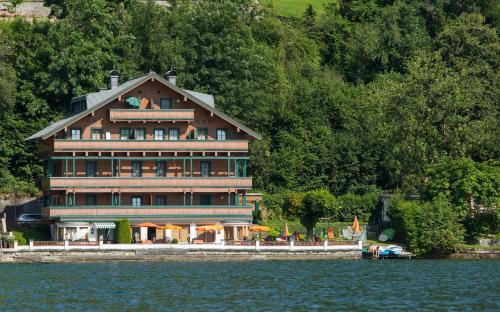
[154,129,164,140]
[85,161,97,177]
[168,128,179,140]
[70,128,81,140]
[200,195,211,205]
[131,196,142,207]
[155,196,166,206]
[91,128,102,140]
[200,161,211,177]
[112,194,119,206]
[160,97,173,109]
[120,128,131,140]
[85,195,97,206]
[216,128,227,141]
[134,129,145,140]
[156,161,166,177]
[197,128,208,140]
[131,161,142,177]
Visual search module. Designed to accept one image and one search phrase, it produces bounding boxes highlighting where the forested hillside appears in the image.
[0,0,498,236]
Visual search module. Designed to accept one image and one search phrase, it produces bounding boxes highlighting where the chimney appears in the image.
[166,69,177,85]
[109,70,119,90]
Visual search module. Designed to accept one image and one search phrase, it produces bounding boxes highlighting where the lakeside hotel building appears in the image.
[27,71,262,243]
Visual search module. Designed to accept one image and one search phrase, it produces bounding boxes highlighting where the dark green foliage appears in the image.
[390,195,465,256]
[13,226,51,242]
[116,219,131,244]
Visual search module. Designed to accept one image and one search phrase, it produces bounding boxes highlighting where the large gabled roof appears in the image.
[26,71,262,141]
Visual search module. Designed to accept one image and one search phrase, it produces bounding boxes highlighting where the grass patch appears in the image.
[264,0,332,18]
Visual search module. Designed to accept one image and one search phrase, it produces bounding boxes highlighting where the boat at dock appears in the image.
[362,245,414,259]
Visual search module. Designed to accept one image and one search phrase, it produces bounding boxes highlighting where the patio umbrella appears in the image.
[284,223,290,237]
[136,222,159,228]
[161,224,182,230]
[196,225,224,242]
[352,216,360,234]
[249,225,270,232]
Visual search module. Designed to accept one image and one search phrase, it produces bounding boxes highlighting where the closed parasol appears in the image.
[352,216,360,234]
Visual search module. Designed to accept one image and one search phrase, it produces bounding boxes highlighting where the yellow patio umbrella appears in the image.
[352,216,360,234]
[249,225,270,232]
[161,224,182,231]
[196,225,223,232]
[284,223,290,237]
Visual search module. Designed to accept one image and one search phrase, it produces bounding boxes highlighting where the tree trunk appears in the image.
[306,226,313,241]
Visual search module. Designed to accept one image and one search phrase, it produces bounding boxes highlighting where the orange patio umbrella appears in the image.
[284,223,290,237]
[352,216,360,234]
[136,222,159,228]
[249,225,270,232]
[196,225,224,232]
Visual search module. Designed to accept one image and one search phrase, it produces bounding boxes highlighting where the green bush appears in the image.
[14,226,50,242]
[116,219,131,244]
[390,195,465,256]
[171,238,178,244]
[12,231,27,245]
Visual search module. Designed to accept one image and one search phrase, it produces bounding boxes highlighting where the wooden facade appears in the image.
[30,72,261,241]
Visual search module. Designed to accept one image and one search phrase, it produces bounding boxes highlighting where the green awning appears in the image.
[94,222,116,229]
[125,96,140,108]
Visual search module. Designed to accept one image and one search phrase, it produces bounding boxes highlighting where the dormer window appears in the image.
[71,100,86,114]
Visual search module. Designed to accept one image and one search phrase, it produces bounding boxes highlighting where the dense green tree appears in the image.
[300,189,336,239]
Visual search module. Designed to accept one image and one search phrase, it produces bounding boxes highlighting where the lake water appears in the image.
[0,260,499,311]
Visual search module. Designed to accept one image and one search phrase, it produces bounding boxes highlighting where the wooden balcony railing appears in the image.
[43,177,253,189]
[53,139,248,152]
[109,109,194,122]
[43,205,254,219]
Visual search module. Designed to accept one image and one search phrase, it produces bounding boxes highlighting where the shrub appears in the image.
[390,195,464,256]
[14,226,50,242]
[12,231,27,245]
[171,238,178,244]
[266,228,280,240]
[116,219,131,244]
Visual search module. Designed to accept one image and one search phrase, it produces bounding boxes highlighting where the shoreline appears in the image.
[0,249,362,262]
[1,249,499,263]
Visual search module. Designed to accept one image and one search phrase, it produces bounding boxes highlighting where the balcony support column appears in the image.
[234,159,238,177]
[111,158,114,177]
[72,158,75,177]
[227,192,231,206]
[190,192,193,206]
[227,159,230,177]
[243,192,247,206]
[183,193,186,206]
[190,158,193,177]
[118,159,121,176]
[234,192,239,206]
[243,160,247,177]
[65,159,68,177]
[182,159,186,177]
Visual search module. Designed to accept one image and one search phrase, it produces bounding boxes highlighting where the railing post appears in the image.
[358,240,362,250]
[99,240,104,250]
[64,240,69,251]
[29,239,34,251]
[255,240,260,251]
[13,240,18,251]
[289,240,294,251]
[324,239,328,251]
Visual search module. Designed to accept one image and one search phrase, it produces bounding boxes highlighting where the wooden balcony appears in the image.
[43,205,254,220]
[43,177,253,190]
[109,109,194,122]
[53,139,249,152]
